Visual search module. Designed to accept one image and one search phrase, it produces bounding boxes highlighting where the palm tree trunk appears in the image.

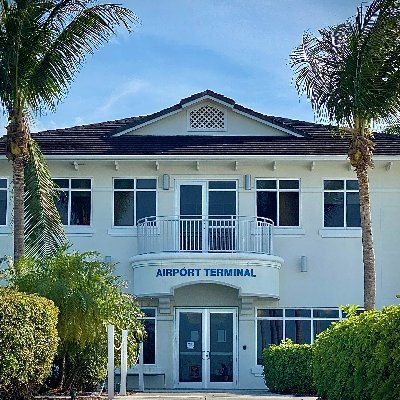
[6,109,30,261]
[356,166,376,310]
[13,157,25,260]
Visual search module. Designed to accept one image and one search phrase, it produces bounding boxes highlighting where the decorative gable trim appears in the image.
[187,103,226,132]
[232,108,303,138]
[111,90,308,137]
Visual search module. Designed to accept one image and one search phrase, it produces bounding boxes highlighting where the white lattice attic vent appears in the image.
[188,104,226,131]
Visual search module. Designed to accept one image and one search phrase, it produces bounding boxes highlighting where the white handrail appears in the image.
[137,215,274,255]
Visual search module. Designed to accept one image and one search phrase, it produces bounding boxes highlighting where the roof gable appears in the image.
[112,90,307,138]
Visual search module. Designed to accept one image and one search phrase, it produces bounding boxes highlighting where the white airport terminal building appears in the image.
[1,90,399,389]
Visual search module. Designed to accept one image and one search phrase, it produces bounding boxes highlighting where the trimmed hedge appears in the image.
[0,287,59,399]
[263,339,316,395]
[313,305,400,400]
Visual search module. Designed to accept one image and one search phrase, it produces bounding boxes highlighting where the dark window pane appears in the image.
[346,192,361,227]
[209,191,236,216]
[141,308,156,318]
[257,320,283,364]
[71,179,91,189]
[209,181,236,189]
[136,191,156,222]
[114,192,134,226]
[71,191,91,225]
[324,192,344,227]
[55,191,69,225]
[285,309,311,318]
[54,179,69,189]
[313,309,339,318]
[279,180,299,190]
[313,320,336,340]
[279,192,299,226]
[180,185,203,216]
[114,179,135,190]
[137,179,157,189]
[0,191,6,225]
[143,319,156,364]
[257,192,277,224]
[0,179,7,189]
[256,180,276,190]
[324,180,344,190]
[257,309,283,318]
[346,180,359,190]
[285,320,311,344]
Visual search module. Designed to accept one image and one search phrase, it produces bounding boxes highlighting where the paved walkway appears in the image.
[113,391,318,400]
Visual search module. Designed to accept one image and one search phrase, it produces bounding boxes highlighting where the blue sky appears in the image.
[27,0,362,133]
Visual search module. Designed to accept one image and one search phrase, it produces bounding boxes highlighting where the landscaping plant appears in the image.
[262,339,316,395]
[313,305,400,400]
[0,287,59,399]
[3,247,145,391]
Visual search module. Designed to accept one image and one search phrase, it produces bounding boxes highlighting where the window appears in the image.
[208,181,237,216]
[256,179,300,226]
[113,178,157,226]
[54,178,91,226]
[256,308,342,365]
[0,178,8,226]
[324,179,360,228]
[141,308,156,365]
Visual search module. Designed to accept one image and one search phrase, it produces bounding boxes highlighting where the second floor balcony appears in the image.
[136,215,274,256]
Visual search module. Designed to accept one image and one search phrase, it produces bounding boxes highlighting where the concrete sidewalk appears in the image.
[113,391,318,400]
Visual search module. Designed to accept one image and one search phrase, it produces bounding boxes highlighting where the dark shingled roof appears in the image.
[1,90,400,157]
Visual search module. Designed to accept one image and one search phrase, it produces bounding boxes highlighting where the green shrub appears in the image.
[0,287,59,399]
[263,339,316,395]
[63,342,107,392]
[313,305,400,400]
[5,248,145,391]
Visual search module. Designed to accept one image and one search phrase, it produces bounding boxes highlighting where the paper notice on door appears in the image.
[187,341,195,349]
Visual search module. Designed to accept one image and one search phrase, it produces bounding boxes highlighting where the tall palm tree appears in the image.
[0,0,138,261]
[290,0,400,310]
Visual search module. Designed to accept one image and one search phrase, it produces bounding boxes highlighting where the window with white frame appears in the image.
[208,181,237,216]
[0,178,8,226]
[113,178,157,226]
[54,178,91,226]
[256,308,342,365]
[256,179,300,226]
[140,308,156,365]
[323,179,360,228]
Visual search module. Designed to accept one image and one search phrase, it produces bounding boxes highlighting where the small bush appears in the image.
[263,339,316,395]
[313,305,400,400]
[63,342,108,392]
[0,287,59,399]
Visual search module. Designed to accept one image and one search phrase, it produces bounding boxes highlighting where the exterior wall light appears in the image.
[162,174,170,190]
[244,174,251,190]
[300,255,308,272]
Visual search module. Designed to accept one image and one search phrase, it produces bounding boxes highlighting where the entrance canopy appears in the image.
[131,252,283,298]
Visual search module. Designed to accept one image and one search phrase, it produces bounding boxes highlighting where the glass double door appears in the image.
[175,308,237,389]
[178,181,237,252]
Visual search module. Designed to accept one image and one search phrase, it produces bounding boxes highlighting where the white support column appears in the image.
[107,325,115,400]
[138,342,144,392]
[120,330,128,396]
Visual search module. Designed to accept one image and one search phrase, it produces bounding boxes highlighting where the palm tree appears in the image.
[290,0,400,310]
[0,0,138,261]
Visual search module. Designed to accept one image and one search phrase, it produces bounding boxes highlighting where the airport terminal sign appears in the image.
[156,267,257,278]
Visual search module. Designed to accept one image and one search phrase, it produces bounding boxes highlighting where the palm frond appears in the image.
[22,1,139,114]
[24,137,67,258]
[290,0,400,129]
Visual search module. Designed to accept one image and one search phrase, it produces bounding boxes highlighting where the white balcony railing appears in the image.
[136,216,273,255]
